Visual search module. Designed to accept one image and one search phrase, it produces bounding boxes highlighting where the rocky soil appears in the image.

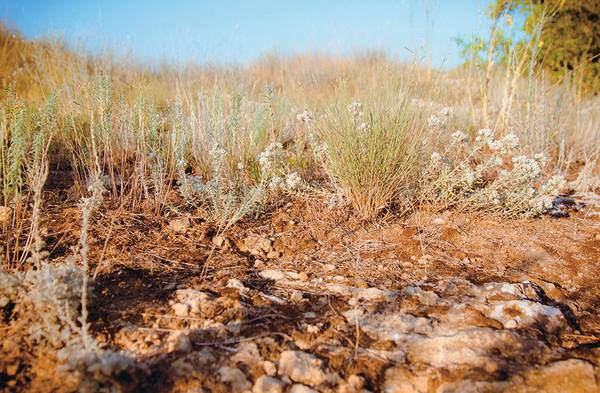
[2,192,600,392]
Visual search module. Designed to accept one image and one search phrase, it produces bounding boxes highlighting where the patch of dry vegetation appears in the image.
[0,21,599,391]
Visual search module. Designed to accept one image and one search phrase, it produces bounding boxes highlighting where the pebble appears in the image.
[172,302,190,317]
[431,216,447,225]
[227,279,248,294]
[263,360,277,376]
[252,376,287,393]
[166,331,191,353]
[288,385,319,393]
[290,290,304,303]
[259,269,286,281]
[168,217,190,233]
[218,367,252,393]
[278,350,337,387]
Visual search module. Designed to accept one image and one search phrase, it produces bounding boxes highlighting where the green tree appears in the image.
[504,0,599,93]
[456,1,600,94]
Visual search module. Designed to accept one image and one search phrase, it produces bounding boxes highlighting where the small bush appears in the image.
[419,128,566,217]
[312,97,425,220]
[177,141,304,230]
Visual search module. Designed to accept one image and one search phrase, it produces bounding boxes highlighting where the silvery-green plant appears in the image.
[420,128,566,217]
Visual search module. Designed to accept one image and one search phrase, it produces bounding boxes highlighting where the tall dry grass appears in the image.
[1,23,599,265]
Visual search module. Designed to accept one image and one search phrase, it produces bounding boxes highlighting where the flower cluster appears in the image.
[347,101,364,118]
[451,130,468,143]
[258,142,285,175]
[490,132,519,155]
[421,127,565,217]
[475,128,495,146]
[259,142,304,192]
[296,110,313,124]
[427,106,453,130]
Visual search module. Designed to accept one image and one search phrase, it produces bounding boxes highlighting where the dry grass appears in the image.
[0,23,599,266]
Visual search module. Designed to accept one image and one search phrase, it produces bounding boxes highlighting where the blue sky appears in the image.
[1,0,492,68]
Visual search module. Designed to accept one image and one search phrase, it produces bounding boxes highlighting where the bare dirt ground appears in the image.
[2,190,600,392]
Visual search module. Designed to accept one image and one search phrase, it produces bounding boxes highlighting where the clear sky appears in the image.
[1,0,492,68]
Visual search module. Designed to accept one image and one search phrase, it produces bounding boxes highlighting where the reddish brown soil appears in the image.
[2,190,600,392]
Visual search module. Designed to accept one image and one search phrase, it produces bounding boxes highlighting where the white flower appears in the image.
[313,143,328,158]
[268,176,283,191]
[439,106,452,117]
[258,142,284,174]
[431,152,442,161]
[512,155,542,179]
[285,172,302,190]
[541,175,566,196]
[358,122,370,133]
[347,101,363,117]
[296,110,313,124]
[208,144,226,162]
[427,114,443,129]
[534,152,548,166]
[208,144,227,177]
[475,128,495,145]
[464,167,477,186]
[488,190,501,205]
[490,132,519,154]
[451,130,468,143]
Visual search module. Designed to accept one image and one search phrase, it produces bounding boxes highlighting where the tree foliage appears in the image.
[512,0,600,93]
[457,0,600,94]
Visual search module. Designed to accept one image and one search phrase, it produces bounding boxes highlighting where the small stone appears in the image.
[290,290,304,303]
[267,250,281,259]
[252,376,287,393]
[259,269,286,281]
[342,308,364,322]
[164,282,177,290]
[213,235,230,249]
[323,264,336,271]
[172,302,190,317]
[166,331,191,353]
[6,363,18,376]
[227,279,248,294]
[231,343,263,367]
[168,217,190,233]
[431,216,446,225]
[278,350,337,387]
[254,259,266,269]
[338,374,366,393]
[263,360,277,376]
[298,272,309,280]
[175,289,213,314]
[218,367,252,393]
[349,287,392,305]
[242,235,273,256]
[326,284,352,297]
[383,367,428,393]
[289,385,319,393]
[354,279,369,288]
